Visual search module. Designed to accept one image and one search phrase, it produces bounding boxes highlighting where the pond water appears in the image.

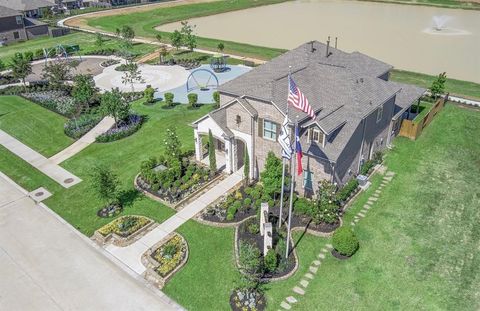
[158,0,480,83]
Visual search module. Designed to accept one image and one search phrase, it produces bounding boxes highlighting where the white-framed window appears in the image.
[303,169,314,189]
[263,120,277,141]
[15,16,22,25]
[376,106,383,123]
[309,128,325,146]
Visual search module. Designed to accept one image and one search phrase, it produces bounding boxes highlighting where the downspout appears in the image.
[357,117,368,174]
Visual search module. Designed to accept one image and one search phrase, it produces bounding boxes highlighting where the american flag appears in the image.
[287,75,315,119]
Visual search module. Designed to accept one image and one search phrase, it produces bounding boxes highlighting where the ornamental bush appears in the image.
[337,179,359,203]
[264,249,278,272]
[164,92,174,107]
[332,226,359,257]
[294,197,314,216]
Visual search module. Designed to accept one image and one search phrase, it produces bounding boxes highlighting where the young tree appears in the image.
[90,165,120,206]
[42,60,74,87]
[429,72,447,99]
[72,74,96,110]
[121,61,144,92]
[260,151,284,199]
[208,129,216,172]
[159,45,169,64]
[120,25,135,50]
[180,21,197,51]
[212,91,220,108]
[217,42,225,53]
[95,32,104,48]
[243,145,250,184]
[187,92,198,108]
[164,127,182,161]
[101,88,130,127]
[170,30,182,50]
[10,53,32,87]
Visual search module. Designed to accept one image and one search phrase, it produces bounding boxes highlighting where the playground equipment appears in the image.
[186,68,219,92]
[210,54,228,73]
[43,44,81,64]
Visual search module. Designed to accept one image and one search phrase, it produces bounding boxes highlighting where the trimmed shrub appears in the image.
[360,159,375,176]
[212,91,220,108]
[164,92,174,107]
[226,205,238,221]
[332,226,359,257]
[337,179,359,202]
[294,197,314,216]
[247,222,260,234]
[264,249,278,272]
[243,198,252,207]
[187,93,198,108]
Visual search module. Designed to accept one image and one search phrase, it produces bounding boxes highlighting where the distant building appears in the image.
[0,0,55,18]
[0,5,49,44]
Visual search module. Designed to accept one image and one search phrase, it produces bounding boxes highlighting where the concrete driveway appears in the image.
[0,173,182,311]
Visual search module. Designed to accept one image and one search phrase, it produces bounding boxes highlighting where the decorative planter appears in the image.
[92,215,157,247]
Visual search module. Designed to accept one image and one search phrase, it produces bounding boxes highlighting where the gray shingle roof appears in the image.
[0,5,20,17]
[0,0,55,11]
[209,108,233,138]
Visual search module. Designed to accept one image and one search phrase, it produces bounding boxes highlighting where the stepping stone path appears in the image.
[351,171,394,227]
[279,244,334,310]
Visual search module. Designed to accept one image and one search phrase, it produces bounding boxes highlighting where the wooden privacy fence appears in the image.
[399,95,448,140]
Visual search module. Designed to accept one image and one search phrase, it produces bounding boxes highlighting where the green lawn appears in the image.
[412,100,434,123]
[86,0,288,60]
[391,69,480,100]
[0,96,73,157]
[0,31,157,61]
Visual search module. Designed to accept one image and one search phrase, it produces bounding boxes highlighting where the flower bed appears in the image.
[230,289,266,311]
[202,183,266,223]
[236,217,297,280]
[101,59,120,68]
[98,215,150,237]
[64,113,102,139]
[142,233,188,288]
[95,114,143,142]
[22,90,75,117]
[137,156,215,205]
[152,235,187,277]
[93,215,154,247]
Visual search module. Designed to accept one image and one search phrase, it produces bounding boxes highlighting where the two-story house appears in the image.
[0,5,49,45]
[0,0,55,18]
[192,41,425,195]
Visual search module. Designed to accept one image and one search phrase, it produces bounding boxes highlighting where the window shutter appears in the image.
[258,118,263,138]
[275,122,280,141]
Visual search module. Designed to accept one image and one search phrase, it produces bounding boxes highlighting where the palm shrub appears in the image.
[332,226,359,257]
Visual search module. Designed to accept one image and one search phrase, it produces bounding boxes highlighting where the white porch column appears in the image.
[225,138,233,174]
[194,128,202,161]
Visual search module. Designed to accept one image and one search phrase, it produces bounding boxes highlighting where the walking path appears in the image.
[50,116,115,164]
[0,130,81,188]
[105,169,244,275]
[278,170,395,310]
[0,172,183,311]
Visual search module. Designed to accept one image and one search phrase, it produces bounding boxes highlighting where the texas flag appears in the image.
[295,126,303,175]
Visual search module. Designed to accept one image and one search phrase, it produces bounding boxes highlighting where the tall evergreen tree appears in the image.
[208,129,216,172]
[243,145,249,184]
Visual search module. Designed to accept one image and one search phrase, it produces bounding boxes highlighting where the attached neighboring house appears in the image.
[192,41,425,195]
[0,0,55,18]
[0,5,49,44]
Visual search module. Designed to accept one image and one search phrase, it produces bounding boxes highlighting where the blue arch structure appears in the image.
[186,68,219,92]
[43,44,81,64]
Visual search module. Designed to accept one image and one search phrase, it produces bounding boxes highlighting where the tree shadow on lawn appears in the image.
[118,188,143,208]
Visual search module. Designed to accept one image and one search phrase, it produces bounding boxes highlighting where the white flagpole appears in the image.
[285,120,297,259]
[278,157,286,229]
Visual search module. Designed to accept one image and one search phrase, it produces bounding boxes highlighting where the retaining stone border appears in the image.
[91,215,157,247]
[142,232,189,289]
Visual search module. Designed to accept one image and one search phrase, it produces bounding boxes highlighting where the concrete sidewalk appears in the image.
[0,130,81,188]
[0,172,183,311]
[106,169,244,275]
[50,116,115,164]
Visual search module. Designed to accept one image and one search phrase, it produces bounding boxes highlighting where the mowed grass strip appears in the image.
[86,0,288,60]
[0,31,157,61]
[0,96,73,157]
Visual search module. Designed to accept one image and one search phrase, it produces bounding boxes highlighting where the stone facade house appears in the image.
[192,41,424,195]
